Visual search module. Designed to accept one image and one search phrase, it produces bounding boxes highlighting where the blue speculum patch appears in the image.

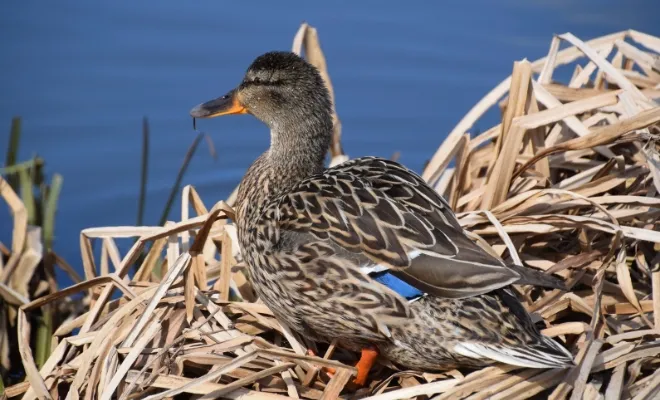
[370,271,424,300]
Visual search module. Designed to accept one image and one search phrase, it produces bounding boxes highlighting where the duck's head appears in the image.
[190,51,333,135]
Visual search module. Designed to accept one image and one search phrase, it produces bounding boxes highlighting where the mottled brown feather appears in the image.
[268,157,524,298]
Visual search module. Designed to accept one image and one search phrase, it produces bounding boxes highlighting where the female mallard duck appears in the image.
[190,51,574,385]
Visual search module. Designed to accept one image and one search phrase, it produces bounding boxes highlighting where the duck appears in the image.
[190,51,574,386]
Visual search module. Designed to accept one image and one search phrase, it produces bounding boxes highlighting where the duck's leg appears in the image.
[353,347,379,386]
[308,347,379,386]
[307,349,337,375]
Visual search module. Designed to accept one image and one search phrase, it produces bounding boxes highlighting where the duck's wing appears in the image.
[268,157,557,299]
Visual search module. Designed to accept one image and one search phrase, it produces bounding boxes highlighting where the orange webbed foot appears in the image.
[308,347,379,387]
[307,349,337,377]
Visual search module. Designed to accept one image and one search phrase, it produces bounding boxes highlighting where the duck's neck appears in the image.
[268,116,331,181]
[236,112,332,221]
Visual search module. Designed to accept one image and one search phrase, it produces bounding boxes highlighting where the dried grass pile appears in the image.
[3,25,660,400]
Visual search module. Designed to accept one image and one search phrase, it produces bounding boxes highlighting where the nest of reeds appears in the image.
[2,24,660,400]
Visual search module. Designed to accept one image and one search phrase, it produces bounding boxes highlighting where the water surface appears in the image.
[1,0,657,280]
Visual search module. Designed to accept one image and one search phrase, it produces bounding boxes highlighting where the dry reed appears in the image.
[2,25,660,400]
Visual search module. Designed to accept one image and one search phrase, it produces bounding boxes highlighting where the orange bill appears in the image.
[190,89,248,118]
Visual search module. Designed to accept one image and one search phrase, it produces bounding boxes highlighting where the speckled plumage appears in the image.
[383,290,573,370]
[190,51,574,373]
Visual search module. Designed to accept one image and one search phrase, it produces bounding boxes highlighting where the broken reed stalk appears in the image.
[3,25,660,399]
[292,22,346,163]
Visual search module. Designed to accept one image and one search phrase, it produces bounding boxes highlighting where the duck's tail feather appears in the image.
[453,288,576,369]
[454,336,575,369]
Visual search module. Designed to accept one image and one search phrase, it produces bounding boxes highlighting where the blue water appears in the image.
[1,1,658,282]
